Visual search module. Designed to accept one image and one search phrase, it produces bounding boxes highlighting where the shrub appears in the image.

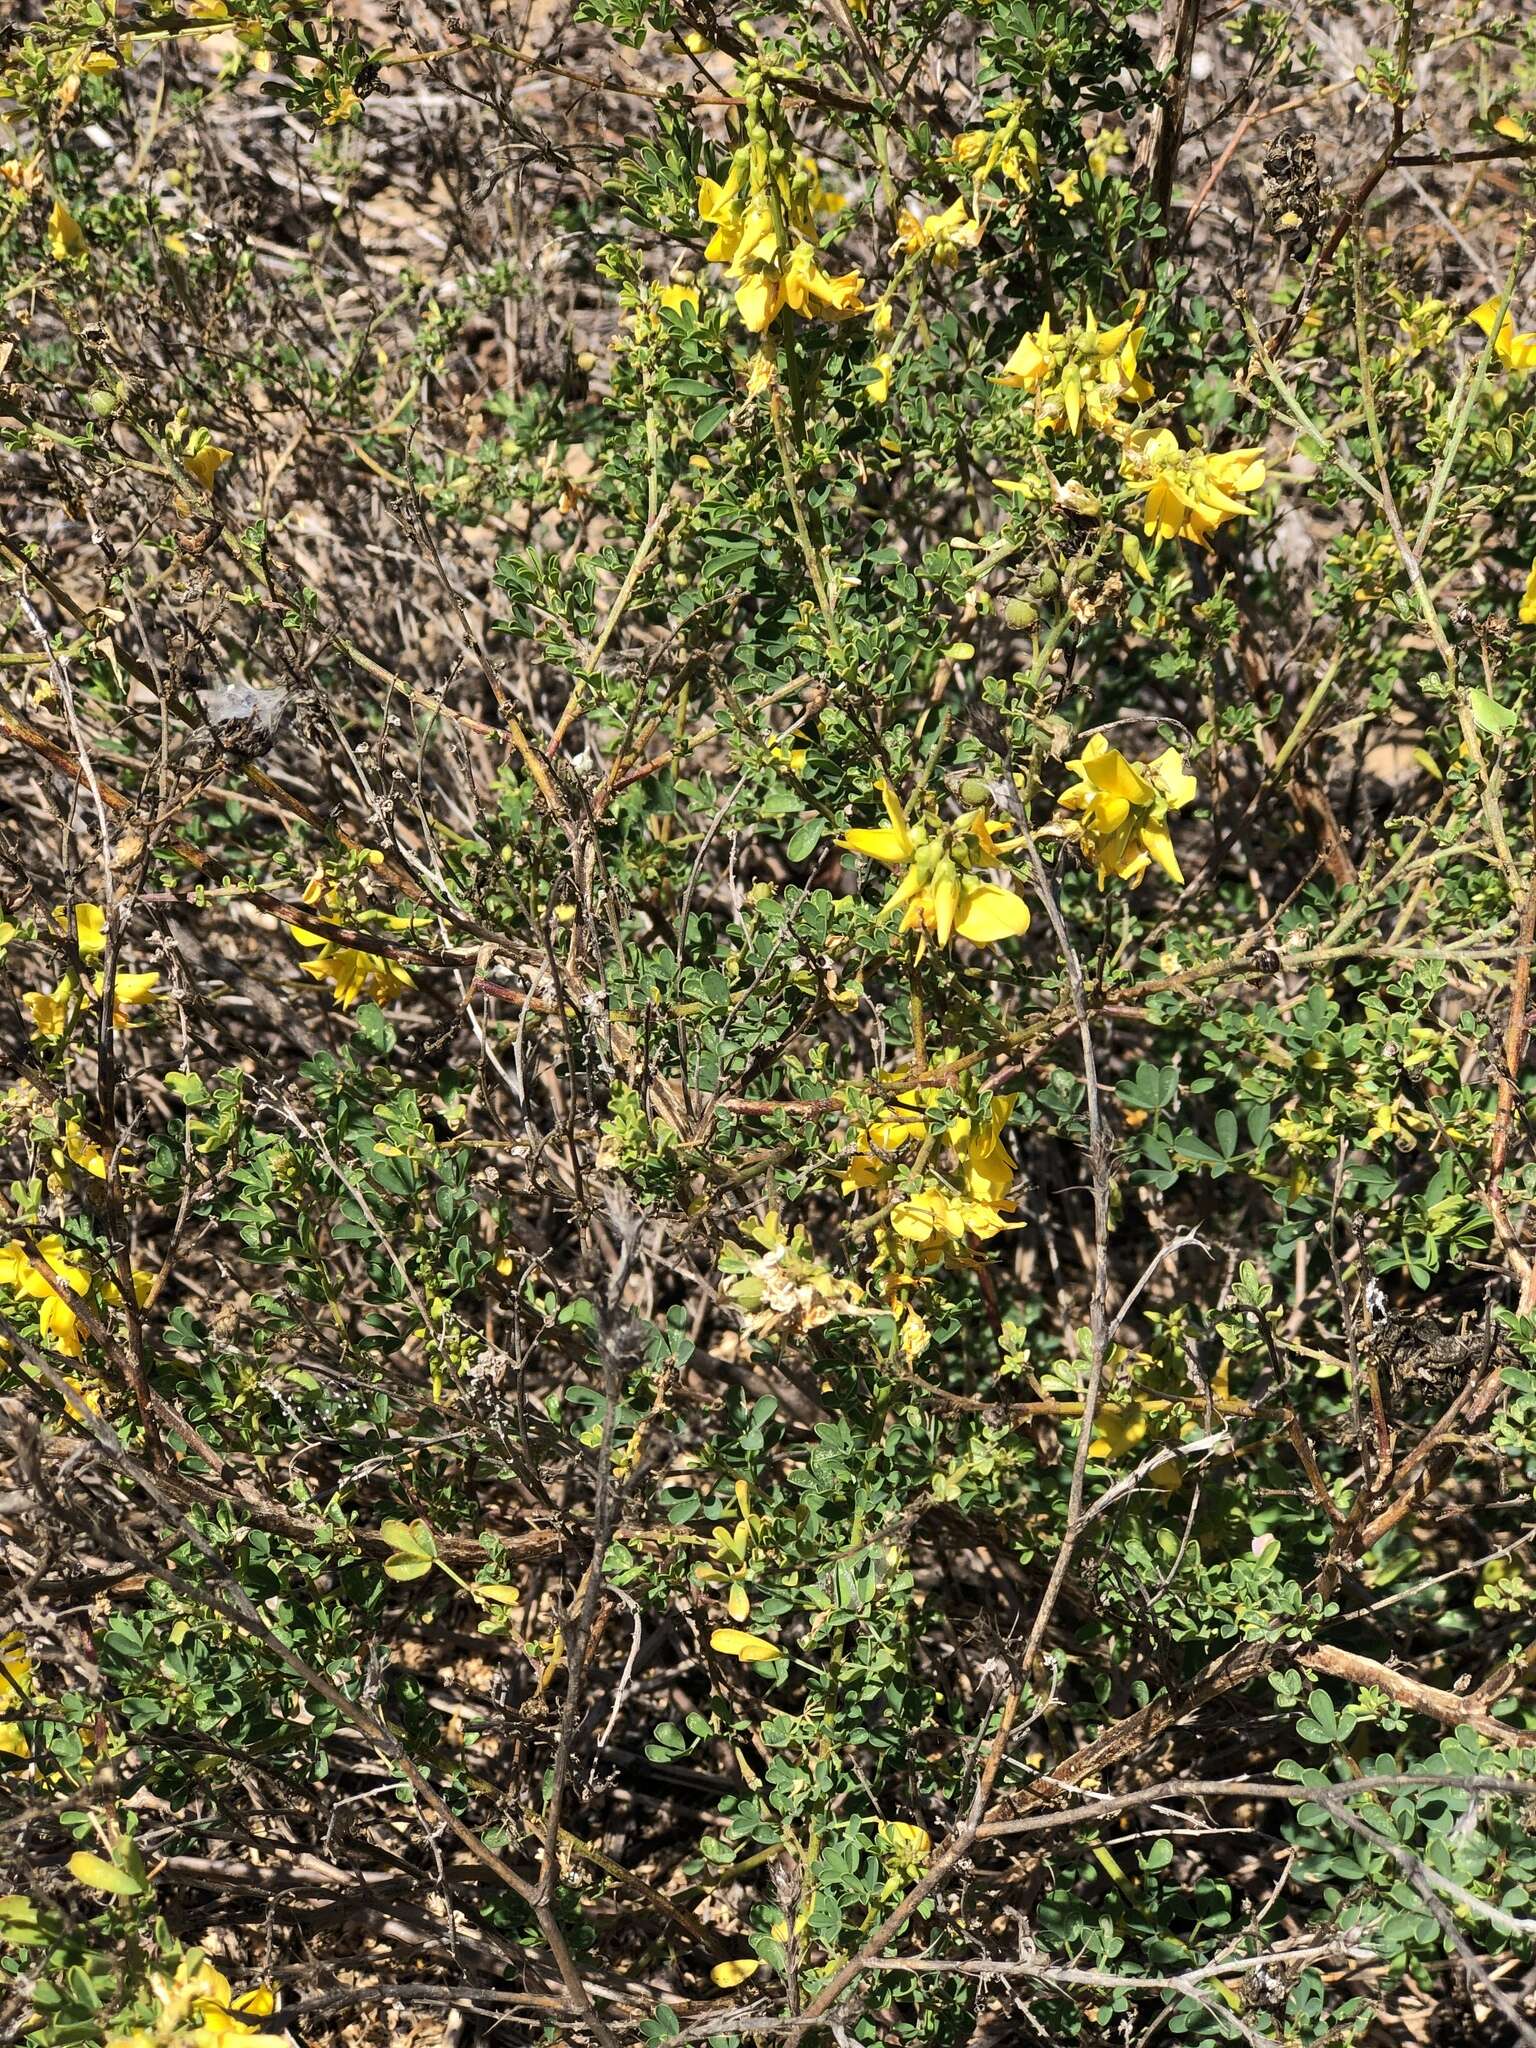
[3,0,1536,2042]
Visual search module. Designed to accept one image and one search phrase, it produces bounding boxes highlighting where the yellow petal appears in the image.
[997,333,1046,387]
[711,1959,761,1988]
[55,903,107,956]
[1147,748,1197,810]
[864,1114,924,1154]
[953,883,1031,944]
[1083,746,1153,806]
[879,867,926,923]
[185,442,233,490]
[710,1627,780,1662]
[1521,561,1536,627]
[889,1193,946,1242]
[884,1821,931,1856]
[64,1121,108,1178]
[47,199,85,259]
[932,868,961,949]
[1468,296,1506,341]
[840,826,911,864]
[735,273,781,334]
[1138,820,1183,885]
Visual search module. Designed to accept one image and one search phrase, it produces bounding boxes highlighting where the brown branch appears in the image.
[1298,1643,1522,1746]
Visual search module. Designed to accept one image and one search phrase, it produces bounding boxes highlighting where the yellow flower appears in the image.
[894,197,982,264]
[64,1120,108,1179]
[882,1820,931,1859]
[23,979,74,1040]
[100,970,160,1025]
[184,438,233,490]
[887,1185,1014,1255]
[46,198,85,259]
[1088,1356,1243,1490]
[950,118,1038,191]
[1469,295,1536,371]
[946,1094,1018,1206]
[0,1235,92,1358]
[0,1631,32,1760]
[843,1083,1020,1282]
[1052,170,1083,207]
[711,1627,780,1663]
[779,243,865,323]
[321,78,361,126]
[839,780,1030,953]
[0,1236,148,1361]
[875,1818,932,1897]
[996,307,1151,436]
[698,157,750,260]
[292,888,415,1010]
[295,942,413,1009]
[1521,561,1536,626]
[111,1957,284,2048]
[53,903,106,956]
[697,140,864,334]
[1056,736,1197,888]
[865,352,893,404]
[656,281,700,317]
[62,1375,103,1425]
[695,1478,760,1621]
[1120,427,1265,547]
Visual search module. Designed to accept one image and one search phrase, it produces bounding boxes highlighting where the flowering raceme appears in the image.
[839,781,1030,954]
[696,77,864,334]
[996,307,1150,436]
[291,878,414,1010]
[1119,427,1265,547]
[949,108,1039,191]
[1055,736,1196,887]
[694,1477,761,1621]
[0,1235,151,1358]
[719,1211,866,1343]
[894,196,982,265]
[841,1083,1021,1357]
[105,1954,283,2048]
[24,905,159,1039]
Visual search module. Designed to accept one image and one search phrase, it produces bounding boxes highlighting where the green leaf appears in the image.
[378,1518,437,1560]
[1469,687,1518,735]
